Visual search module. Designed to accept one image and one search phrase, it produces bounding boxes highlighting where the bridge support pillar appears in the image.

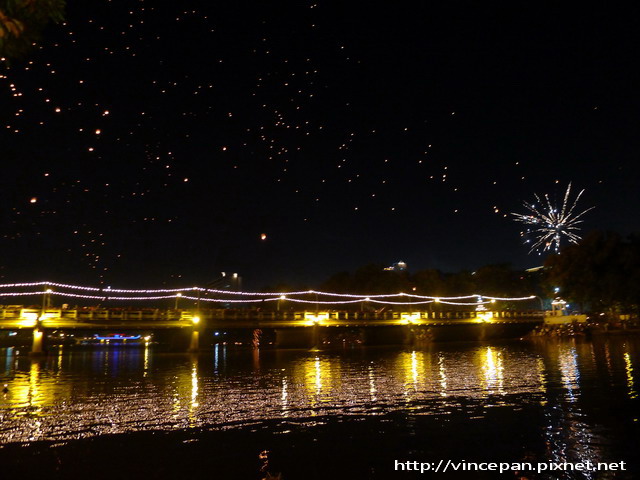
[29,328,45,356]
[311,325,321,349]
[188,330,199,352]
[478,324,487,341]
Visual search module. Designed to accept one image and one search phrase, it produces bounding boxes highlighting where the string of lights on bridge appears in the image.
[0,281,538,306]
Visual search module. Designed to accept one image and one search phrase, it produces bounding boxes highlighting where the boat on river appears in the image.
[74,333,151,346]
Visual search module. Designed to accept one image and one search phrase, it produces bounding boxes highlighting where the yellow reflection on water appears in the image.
[312,357,322,396]
[2,358,73,425]
[168,356,201,424]
[558,344,580,401]
[191,358,199,410]
[536,357,547,406]
[281,377,288,414]
[481,347,504,395]
[143,344,149,377]
[11,360,42,414]
[57,347,64,372]
[411,351,418,386]
[3,339,635,445]
[396,351,424,399]
[623,352,637,399]
[295,356,340,407]
[368,364,377,402]
[438,353,447,397]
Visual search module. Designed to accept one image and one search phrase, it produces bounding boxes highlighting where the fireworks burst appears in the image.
[512,183,594,254]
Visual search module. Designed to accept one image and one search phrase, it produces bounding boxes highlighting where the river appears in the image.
[0,337,638,479]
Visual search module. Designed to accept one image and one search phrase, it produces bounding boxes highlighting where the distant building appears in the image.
[384,261,407,272]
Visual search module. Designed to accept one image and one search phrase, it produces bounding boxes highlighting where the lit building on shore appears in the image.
[384,261,407,272]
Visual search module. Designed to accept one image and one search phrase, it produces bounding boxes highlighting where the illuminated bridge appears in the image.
[0,282,548,352]
[0,306,545,353]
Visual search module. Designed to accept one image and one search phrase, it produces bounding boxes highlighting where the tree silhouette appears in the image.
[0,0,65,60]
[545,231,640,314]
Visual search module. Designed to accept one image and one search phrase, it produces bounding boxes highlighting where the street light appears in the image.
[175,292,182,309]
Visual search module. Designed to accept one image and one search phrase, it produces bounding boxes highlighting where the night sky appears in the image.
[1,2,639,289]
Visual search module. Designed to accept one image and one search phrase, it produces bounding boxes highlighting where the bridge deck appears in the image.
[0,307,544,330]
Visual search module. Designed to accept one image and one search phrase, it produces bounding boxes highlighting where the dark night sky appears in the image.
[1,2,639,289]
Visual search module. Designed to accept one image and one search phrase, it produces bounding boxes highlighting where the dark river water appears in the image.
[0,337,638,479]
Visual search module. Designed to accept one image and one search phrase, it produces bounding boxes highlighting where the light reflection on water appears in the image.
[0,338,638,473]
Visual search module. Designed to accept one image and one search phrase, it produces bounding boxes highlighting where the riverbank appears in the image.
[529,321,640,338]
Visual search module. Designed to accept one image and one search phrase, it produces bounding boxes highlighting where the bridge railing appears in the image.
[0,306,546,325]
